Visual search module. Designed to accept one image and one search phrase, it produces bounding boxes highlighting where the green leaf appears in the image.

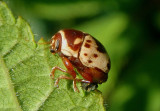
[0,2,105,111]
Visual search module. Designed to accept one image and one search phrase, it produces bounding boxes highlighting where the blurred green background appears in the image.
[3,0,160,111]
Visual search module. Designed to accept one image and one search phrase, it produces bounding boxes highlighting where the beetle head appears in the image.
[50,33,62,54]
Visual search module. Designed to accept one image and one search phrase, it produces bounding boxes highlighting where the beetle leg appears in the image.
[73,79,91,92]
[75,79,91,83]
[62,56,81,92]
[50,66,67,79]
[54,75,73,87]
[62,57,76,78]
[73,80,79,92]
[51,56,90,92]
[54,75,79,92]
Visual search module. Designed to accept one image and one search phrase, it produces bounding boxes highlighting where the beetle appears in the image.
[50,29,111,92]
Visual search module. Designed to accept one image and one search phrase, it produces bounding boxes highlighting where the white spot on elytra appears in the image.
[74,38,82,45]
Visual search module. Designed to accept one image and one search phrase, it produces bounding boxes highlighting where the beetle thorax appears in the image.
[59,30,84,58]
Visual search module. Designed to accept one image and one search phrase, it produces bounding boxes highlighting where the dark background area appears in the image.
[3,0,160,111]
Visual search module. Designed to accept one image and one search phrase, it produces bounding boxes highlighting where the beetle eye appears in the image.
[50,49,55,53]
[55,39,59,51]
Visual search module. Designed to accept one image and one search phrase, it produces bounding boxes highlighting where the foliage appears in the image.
[0,2,105,111]
[1,0,160,111]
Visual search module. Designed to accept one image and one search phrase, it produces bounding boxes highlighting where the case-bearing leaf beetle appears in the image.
[50,29,111,92]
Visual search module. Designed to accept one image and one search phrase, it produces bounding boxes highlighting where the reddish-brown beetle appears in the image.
[50,29,110,92]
